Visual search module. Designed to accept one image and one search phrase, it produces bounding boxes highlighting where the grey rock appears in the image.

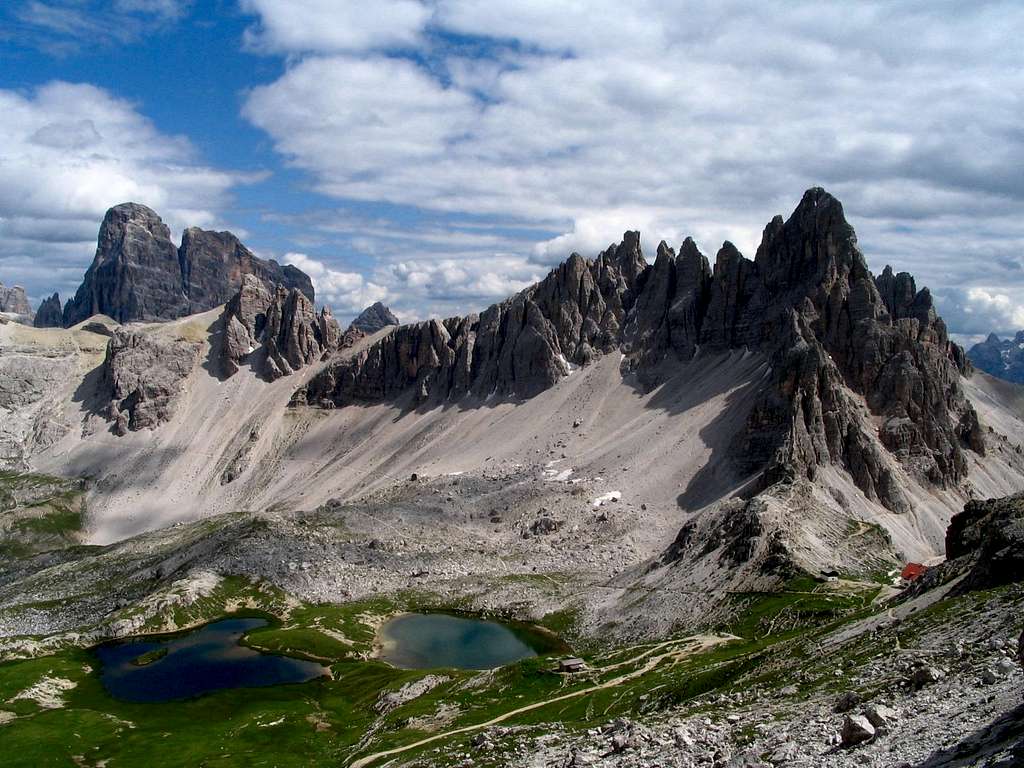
[63,203,187,326]
[178,226,313,314]
[102,328,202,434]
[349,301,399,334]
[863,704,898,728]
[296,189,983,522]
[941,493,1024,593]
[219,276,343,380]
[909,666,945,689]
[841,714,876,747]
[968,330,1024,384]
[63,203,313,327]
[33,293,62,328]
[834,691,862,713]
[296,236,644,407]
[0,282,32,317]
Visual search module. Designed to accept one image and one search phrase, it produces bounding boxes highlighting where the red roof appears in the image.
[901,563,928,581]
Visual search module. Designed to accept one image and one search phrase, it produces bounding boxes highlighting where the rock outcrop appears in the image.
[968,331,1024,384]
[178,227,314,313]
[294,233,645,406]
[102,328,201,435]
[62,203,313,327]
[349,302,399,334]
[33,293,63,328]
[943,493,1024,593]
[295,189,983,512]
[219,275,342,380]
[0,282,32,318]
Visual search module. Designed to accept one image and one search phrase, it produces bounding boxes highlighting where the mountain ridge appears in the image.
[295,188,982,515]
[968,330,1024,384]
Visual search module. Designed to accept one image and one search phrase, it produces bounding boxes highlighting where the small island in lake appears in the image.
[130,648,168,666]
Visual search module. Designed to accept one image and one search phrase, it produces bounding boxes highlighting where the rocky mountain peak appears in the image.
[968,330,1024,384]
[219,275,343,380]
[349,301,399,334]
[0,282,32,317]
[295,187,983,515]
[62,203,314,327]
[33,293,62,328]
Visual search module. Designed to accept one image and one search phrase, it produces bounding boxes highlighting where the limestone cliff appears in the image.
[62,203,313,327]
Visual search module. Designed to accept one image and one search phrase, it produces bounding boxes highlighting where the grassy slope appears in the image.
[0,471,87,558]
[0,572,921,768]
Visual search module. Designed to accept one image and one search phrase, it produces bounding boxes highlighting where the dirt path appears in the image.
[347,633,739,768]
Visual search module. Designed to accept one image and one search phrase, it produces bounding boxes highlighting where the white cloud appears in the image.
[283,252,389,316]
[239,2,1024,331]
[239,0,430,53]
[8,1,192,53]
[937,287,1024,338]
[0,81,250,305]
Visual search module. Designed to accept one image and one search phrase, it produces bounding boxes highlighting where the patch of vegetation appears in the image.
[0,471,86,558]
[130,647,168,666]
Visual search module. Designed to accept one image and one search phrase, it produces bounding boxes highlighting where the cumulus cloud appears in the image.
[239,0,429,53]
[240,0,1024,330]
[0,81,249,305]
[937,287,1024,340]
[283,252,389,317]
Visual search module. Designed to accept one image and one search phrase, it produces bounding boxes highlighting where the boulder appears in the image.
[840,714,875,747]
[863,704,898,729]
[909,665,945,689]
[833,691,862,713]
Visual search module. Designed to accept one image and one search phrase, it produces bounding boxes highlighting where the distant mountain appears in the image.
[33,293,62,328]
[61,203,314,327]
[0,282,32,319]
[348,301,399,334]
[968,331,1024,384]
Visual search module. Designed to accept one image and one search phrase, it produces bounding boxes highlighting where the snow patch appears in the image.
[592,491,621,507]
[9,676,77,709]
[545,469,573,482]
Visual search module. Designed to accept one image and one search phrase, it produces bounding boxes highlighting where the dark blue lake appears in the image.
[378,613,545,670]
[94,617,327,702]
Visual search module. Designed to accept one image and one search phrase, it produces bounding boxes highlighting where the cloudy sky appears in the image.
[0,1,1021,340]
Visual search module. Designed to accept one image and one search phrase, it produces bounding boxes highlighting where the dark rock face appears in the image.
[63,203,314,327]
[63,203,186,326]
[178,227,313,313]
[33,293,63,328]
[0,282,33,317]
[219,275,343,380]
[349,302,399,334]
[968,331,1024,384]
[721,190,982,511]
[294,189,983,510]
[102,328,201,435]
[943,493,1024,593]
[294,234,645,407]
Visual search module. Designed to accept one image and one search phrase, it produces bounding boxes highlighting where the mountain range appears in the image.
[968,331,1024,384]
[1,189,1022,767]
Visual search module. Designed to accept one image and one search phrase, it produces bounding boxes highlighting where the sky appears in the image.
[0,1,1022,340]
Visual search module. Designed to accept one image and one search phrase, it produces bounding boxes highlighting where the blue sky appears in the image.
[1,1,1022,338]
